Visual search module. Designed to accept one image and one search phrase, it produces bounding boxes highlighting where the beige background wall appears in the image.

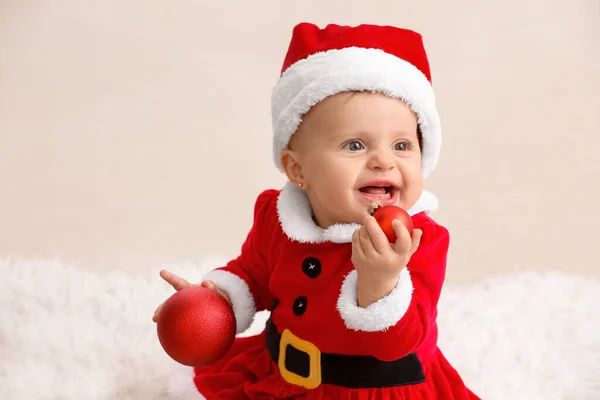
[1,0,598,284]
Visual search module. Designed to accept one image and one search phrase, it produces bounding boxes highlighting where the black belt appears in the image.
[266,317,425,389]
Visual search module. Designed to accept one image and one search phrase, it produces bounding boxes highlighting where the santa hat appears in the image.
[271,23,442,178]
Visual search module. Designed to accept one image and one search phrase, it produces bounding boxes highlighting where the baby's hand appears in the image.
[152,269,231,323]
[351,215,422,306]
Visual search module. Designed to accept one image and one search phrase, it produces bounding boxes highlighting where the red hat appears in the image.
[271,23,442,178]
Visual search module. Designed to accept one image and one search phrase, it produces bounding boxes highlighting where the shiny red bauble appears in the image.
[156,286,236,366]
[372,205,414,243]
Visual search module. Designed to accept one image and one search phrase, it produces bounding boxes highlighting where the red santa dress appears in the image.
[167,22,480,399]
[167,184,480,399]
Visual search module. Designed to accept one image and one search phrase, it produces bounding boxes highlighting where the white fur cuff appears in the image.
[202,270,257,334]
[167,362,206,399]
[336,268,413,332]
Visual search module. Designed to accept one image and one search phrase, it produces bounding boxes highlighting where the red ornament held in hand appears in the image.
[156,286,236,366]
[368,202,414,243]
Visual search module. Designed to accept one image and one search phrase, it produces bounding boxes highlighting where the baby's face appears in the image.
[283,91,424,228]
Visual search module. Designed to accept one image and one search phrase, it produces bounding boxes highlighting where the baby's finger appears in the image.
[201,280,215,290]
[202,280,232,305]
[215,287,232,305]
[358,220,377,256]
[392,220,412,253]
[160,269,191,291]
[364,215,390,254]
[351,228,366,260]
[152,303,163,323]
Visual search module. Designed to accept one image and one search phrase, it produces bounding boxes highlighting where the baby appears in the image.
[154,22,480,399]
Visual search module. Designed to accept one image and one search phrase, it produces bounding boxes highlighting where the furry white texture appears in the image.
[168,363,205,400]
[337,268,413,331]
[407,189,439,215]
[202,269,256,334]
[271,47,442,178]
[276,182,439,243]
[1,257,599,400]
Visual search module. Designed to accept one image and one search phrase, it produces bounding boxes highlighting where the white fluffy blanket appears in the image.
[1,257,598,400]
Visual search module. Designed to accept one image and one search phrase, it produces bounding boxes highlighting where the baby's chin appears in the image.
[339,207,376,225]
[317,209,365,227]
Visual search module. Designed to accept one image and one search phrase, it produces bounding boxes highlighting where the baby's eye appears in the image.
[344,141,364,151]
[394,142,410,151]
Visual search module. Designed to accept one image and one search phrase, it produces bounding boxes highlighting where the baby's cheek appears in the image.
[399,173,423,205]
[404,165,424,187]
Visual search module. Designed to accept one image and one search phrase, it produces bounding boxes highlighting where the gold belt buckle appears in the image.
[278,329,322,389]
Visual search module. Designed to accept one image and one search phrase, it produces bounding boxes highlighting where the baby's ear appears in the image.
[280,149,304,186]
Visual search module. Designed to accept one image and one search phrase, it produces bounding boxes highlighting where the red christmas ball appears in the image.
[372,205,413,243]
[156,286,236,366]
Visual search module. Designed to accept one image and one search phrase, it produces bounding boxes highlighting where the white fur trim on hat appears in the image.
[271,46,442,178]
[276,181,438,243]
[202,270,256,334]
[336,268,413,332]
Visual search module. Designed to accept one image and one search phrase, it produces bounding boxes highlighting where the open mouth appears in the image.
[357,183,398,204]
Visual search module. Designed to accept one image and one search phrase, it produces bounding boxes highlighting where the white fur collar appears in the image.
[276,182,439,244]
